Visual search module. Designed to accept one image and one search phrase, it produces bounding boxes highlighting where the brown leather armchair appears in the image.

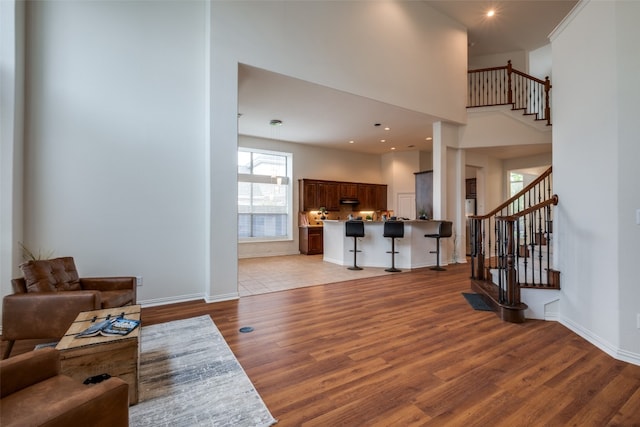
[0,347,129,427]
[2,257,136,359]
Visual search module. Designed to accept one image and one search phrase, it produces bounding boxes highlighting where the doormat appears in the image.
[462,293,493,311]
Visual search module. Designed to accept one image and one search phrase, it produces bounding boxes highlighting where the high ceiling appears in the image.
[238,1,577,157]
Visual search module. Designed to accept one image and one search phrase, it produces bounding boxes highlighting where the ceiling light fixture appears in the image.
[270,119,283,126]
[487,9,495,17]
[380,139,386,143]
[349,140,355,144]
[426,137,433,141]
[384,127,390,131]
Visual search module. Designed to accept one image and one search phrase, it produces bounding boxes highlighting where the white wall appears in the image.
[469,50,527,72]
[0,0,25,299]
[460,108,552,148]
[551,0,640,363]
[528,44,553,81]
[381,150,422,216]
[614,0,640,359]
[21,1,209,305]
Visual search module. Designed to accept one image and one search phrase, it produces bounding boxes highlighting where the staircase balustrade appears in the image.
[469,167,559,323]
[468,60,552,125]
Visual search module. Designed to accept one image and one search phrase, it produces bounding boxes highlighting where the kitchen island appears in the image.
[323,220,449,269]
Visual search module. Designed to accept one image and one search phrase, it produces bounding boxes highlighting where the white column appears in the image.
[432,122,447,220]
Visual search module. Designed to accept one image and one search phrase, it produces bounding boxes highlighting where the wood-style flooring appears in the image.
[5,262,640,425]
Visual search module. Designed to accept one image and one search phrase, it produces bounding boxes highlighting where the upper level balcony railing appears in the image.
[468,60,552,126]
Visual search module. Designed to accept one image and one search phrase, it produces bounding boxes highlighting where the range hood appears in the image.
[340,198,360,205]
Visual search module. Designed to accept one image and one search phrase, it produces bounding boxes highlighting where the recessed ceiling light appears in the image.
[425,137,433,141]
[380,139,386,143]
[270,119,283,126]
[349,140,355,144]
[384,127,390,131]
[391,147,396,150]
[487,9,495,17]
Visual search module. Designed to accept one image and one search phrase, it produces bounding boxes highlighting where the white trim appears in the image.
[138,294,206,308]
[560,315,640,366]
[548,0,589,42]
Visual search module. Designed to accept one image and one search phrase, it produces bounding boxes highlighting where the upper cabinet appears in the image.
[301,179,318,211]
[300,179,387,212]
[465,178,477,199]
[339,183,358,199]
[318,181,340,211]
[375,185,387,211]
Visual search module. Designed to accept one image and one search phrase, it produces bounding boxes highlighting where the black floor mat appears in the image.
[462,293,493,311]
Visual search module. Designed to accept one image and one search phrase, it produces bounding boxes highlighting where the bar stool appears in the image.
[345,220,365,270]
[383,221,404,272]
[425,220,453,271]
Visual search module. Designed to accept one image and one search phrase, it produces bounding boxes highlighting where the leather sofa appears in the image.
[0,347,129,427]
[2,257,136,359]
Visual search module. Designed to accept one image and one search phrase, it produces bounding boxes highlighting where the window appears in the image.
[510,172,524,197]
[238,148,292,241]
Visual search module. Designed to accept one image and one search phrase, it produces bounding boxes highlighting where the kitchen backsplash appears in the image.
[301,206,394,226]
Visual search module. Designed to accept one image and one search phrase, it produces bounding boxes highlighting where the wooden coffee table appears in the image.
[55,305,141,405]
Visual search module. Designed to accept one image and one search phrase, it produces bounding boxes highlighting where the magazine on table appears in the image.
[76,313,140,338]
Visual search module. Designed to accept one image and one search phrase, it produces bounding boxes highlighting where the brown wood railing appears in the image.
[469,166,559,323]
[468,60,552,125]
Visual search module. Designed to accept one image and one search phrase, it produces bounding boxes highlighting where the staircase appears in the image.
[465,61,558,323]
[468,167,559,323]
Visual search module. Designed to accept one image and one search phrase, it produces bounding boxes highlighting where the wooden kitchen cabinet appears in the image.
[318,182,340,211]
[340,183,358,199]
[466,178,477,199]
[300,179,318,211]
[357,184,376,210]
[299,227,323,255]
[300,179,387,212]
[375,184,387,211]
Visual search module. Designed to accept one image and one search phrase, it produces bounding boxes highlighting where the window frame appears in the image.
[237,147,293,243]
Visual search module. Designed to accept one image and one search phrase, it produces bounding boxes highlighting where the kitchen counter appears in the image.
[322,220,447,269]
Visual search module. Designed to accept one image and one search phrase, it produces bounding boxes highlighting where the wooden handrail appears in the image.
[468,64,509,73]
[470,166,553,220]
[511,68,549,86]
[497,194,559,221]
[468,60,552,125]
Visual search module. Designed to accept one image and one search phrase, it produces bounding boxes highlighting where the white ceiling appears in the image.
[237,0,577,158]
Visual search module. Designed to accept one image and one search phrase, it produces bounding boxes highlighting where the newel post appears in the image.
[544,76,552,125]
[471,218,485,280]
[507,60,513,105]
[503,218,520,306]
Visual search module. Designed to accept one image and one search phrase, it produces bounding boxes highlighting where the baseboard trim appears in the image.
[138,293,207,308]
[559,315,640,366]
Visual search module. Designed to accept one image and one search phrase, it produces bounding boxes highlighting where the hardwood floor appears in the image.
[5,263,640,425]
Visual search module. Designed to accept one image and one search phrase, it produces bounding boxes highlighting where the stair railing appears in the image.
[470,167,559,305]
[468,60,552,125]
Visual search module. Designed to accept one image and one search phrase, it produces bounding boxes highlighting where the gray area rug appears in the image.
[129,315,277,427]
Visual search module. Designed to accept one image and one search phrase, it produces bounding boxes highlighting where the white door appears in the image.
[397,193,416,219]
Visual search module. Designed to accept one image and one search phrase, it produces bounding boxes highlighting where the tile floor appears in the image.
[238,254,406,296]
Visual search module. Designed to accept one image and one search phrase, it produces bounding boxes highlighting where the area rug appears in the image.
[462,292,493,311]
[129,315,277,427]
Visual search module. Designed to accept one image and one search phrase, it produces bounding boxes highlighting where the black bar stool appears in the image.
[383,221,404,272]
[345,220,365,270]
[425,220,453,271]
